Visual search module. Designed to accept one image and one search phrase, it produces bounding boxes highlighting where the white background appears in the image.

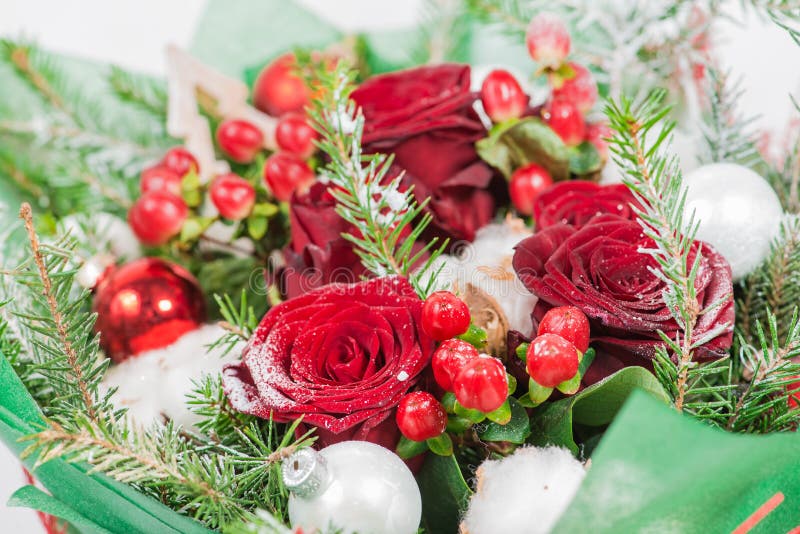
[0,1,798,532]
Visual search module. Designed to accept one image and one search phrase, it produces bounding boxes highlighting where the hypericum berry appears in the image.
[210,173,256,220]
[509,163,553,216]
[216,119,264,164]
[252,53,310,117]
[526,333,580,388]
[537,306,590,353]
[453,357,508,413]
[421,291,471,341]
[140,165,183,197]
[432,339,480,391]
[544,98,586,146]
[161,146,198,176]
[552,62,597,114]
[480,69,528,123]
[788,375,800,409]
[275,112,319,159]
[585,122,612,160]
[396,391,447,442]
[128,191,187,246]
[263,152,315,202]
[526,13,571,68]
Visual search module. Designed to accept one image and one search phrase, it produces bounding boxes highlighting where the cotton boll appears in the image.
[462,447,586,534]
[101,324,243,428]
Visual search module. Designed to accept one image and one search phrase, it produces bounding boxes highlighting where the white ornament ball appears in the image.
[284,441,421,534]
[462,446,586,534]
[683,163,783,280]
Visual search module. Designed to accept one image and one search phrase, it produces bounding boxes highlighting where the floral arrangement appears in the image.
[0,1,799,533]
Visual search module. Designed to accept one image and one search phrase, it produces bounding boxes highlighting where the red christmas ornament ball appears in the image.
[93,258,206,363]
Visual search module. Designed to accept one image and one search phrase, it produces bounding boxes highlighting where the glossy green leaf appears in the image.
[478,397,531,444]
[426,433,454,456]
[476,118,570,180]
[247,215,268,240]
[396,435,428,459]
[180,216,215,242]
[568,141,603,177]
[416,453,472,534]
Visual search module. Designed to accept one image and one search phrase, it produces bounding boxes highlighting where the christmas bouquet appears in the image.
[1,1,800,533]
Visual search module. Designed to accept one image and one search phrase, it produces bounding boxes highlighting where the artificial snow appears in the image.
[100,324,242,428]
[462,446,586,534]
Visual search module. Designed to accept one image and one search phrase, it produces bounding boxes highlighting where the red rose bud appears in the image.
[526,13,571,68]
[526,333,580,388]
[276,112,319,159]
[513,214,734,384]
[396,391,447,442]
[533,180,641,230]
[432,339,480,391]
[128,191,187,246]
[509,163,553,216]
[537,306,590,353]
[422,291,471,341]
[216,119,264,164]
[264,152,315,202]
[210,173,256,221]
[252,53,311,117]
[222,277,434,443]
[552,62,598,114]
[480,69,528,123]
[453,357,508,413]
[140,165,183,197]
[161,146,198,176]
[545,98,586,146]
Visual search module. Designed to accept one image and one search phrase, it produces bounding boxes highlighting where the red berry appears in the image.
[526,333,579,388]
[545,98,586,146]
[252,53,310,117]
[552,62,597,114]
[210,173,256,220]
[421,291,471,341]
[585,122,612,160]
[276,112,319,159]
[453,357,508,413]
[480,69,528,123]
[128,191,187,246]
[140,165,183,197]
[526,13,571,68]
[788,375,800,409]
[537,306,590,353]
[432,339,480,392]
[161,147,198,176]
[263,152,315,202]
[396,391,447,442]
[216,119,264,164]
[509,163,553,216]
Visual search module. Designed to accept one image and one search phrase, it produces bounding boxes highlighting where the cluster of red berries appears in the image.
[523,305,590,404]
[396,291,511,444]
[478,13,610,217]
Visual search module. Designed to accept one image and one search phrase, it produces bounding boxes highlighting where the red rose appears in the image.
[534,181,641,230]
[222,277,434,445]
[351,64,499,242]
[513,214,734,382]
[279,182,368,299]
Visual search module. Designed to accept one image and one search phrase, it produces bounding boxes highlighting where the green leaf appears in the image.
[568,141,603,177]
[476,117,570,180]
[181,170,203,207]
[8,485,112,534]
[478,397,531,444]
[458,324,488,349]
[426,433,454,456]
[416,453,471,534]
[247,215,268,240]
[179,216,214,242]
[529,366,669,455]
[454,400,485,423]
[396,435,428,459]
[554,391,800,533]
[485,399,512,425]
[251,202,279,217]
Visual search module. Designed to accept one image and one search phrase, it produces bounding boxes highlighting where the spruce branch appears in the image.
[606,89,732,411]
[108,66,169,120]
[412,0,475,64]
[300,56,447,297]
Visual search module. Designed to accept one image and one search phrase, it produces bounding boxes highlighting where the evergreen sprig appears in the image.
[301,58,446,297]
[606,89,733,412]
[410,0,475,64]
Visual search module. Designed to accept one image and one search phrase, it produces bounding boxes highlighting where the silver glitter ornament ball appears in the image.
[683,163,783,280]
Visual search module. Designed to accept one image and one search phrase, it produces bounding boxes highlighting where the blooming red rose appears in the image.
[222,276,434,444]
[351,64,500,242]
[534,181,641,230]
[513,214,734,383]
[279,182,368,299]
